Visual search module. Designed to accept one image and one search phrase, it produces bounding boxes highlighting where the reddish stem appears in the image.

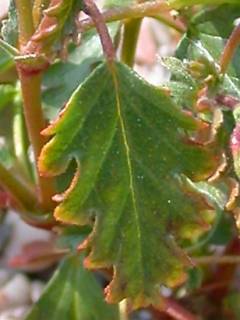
[24,0,62,55]
[83,0,115,61]
[215,94,240,109]
[17,69,55,211]
[153,297,199,320]
[220,23,240,74]
[203,237,240,303]
[0,191,10,209]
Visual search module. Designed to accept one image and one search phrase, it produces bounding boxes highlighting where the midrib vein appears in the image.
[111,65,144,282]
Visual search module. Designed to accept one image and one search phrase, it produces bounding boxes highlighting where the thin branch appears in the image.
[17,71,55,211]
[194,255,240,265]
[220,23,240,74]
[15,0,35,48]
[32,0,50,28]
[0,39,19,57]
[13,101,33,181]
[15,0,56,212]
[121,19,142,66]
[83,0,115,61]
[153,14,186,33]
[77,0,171,33]
[170,0,240,9]
[201,238,240,304]
[0,162,38,212]
[154,297,198,320]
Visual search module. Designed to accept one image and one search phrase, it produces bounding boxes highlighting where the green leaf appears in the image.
[30,0,83,55]
[192,4,240,38]
[26,254,119,320]
[0,138,14,168]
[57,226,91,251]
[186,267,203,290]
[176,5,240,185]
[176,5,240,82]
[0,47,14,74]
[162,57,199,109]
[181,177,235,249]
[0,0,18,47]
[39,61,219,306]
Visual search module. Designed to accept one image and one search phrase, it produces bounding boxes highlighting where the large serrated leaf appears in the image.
[26,254,119,320]
[39,61,219,306]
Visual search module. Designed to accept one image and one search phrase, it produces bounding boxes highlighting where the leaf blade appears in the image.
[39,61,220,306]
[26,254,119,320]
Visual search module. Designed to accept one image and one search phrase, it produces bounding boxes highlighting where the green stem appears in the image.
[154,297,198,320]
[194,255,240,265]
[32,0,50,28]
[121,19,142,67]
[0,162,38,211]
[170,0,240,8]
[15,0,34,48]
[17,70,55,211]
[78,1,171,33]
[84,0,115,61]
[15,0,55,211]
[220,23,240,74]
[153,14,185,33]
[13,97,33,181]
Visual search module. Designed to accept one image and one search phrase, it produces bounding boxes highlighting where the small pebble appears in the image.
[0,270,10,287]
[0,305,29,320]
[0,274,31,311]
[30,281,44,303]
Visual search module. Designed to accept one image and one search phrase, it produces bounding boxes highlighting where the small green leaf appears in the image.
[162,57,199,109]
[0,138,14,168]
[0,47,14,74]
[0,0,18,47]
[39,61,220,306]
[26,254,119,320]
[193,4,240,38]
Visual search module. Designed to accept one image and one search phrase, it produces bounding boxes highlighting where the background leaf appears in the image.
[26,254,119,320]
